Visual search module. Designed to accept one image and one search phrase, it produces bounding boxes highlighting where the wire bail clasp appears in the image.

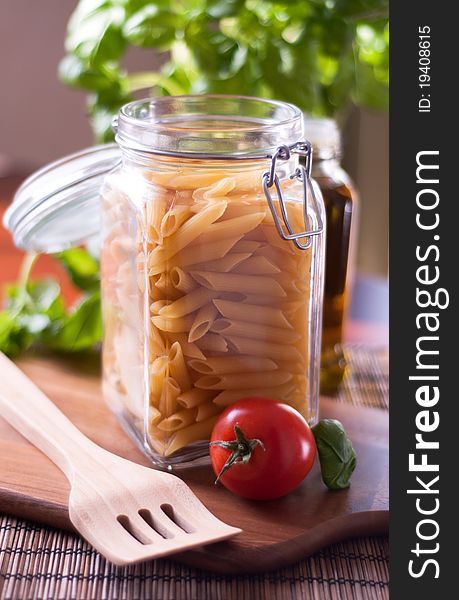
[262,141,324,250]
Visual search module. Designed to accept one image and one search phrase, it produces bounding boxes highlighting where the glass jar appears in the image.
[4,95,325,469]
[303,117,358,395]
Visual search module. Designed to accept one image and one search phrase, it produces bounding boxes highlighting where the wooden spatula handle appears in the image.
[0,352,101,480]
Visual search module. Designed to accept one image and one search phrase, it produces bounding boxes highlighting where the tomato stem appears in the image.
[210,423,265,484]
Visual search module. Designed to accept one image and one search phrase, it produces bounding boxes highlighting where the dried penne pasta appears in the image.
[155,272,180,297]
[239,293,280,306]
[232,255,281,275]
[254,243,298,272]
[190,212,265,245]
[167,333,205,360]
[212,382,297,407]
[161,200,228,260]
[188,303,218,342]
[157,407,198,432]
[231,240,261,253]
[148,169,227,190]
[170,267,198,293]
[158,377,181,418]
[188,355,277,375]
[188,253,251,273]
[196,402,221,422]
[177,388,215,409]
[211,318,301,344]
[102,155,317,464]
[195,371,292,390]
[160,205,190,237]
[169,236,242,269]
[194,333,228,353]
[190,271,286,297]
[151,315,194,333]
[213,299,293,329]
[159,288,218,318]
[148,325,167,356]
[146,196,167,245]
[149,406,162,427]
[150,299,171,314]
[149,356,168,404]
[225,335,304,362]
[192,177,236,202]
[168,342,192,391]
[165,416,219,456]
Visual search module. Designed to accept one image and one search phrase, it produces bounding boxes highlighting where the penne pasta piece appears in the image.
[169,236,242,269]
[165,416,219,456]
[159,288,218,318]
[195,371,292,390]
[213,299,293,329]
[146,196,167,245]
[146,426,169,454]
[220,202,265,220]
[262,224,297,254]
[211,318,301,344]
[231,169,265,191]
[195,333,228,353]
[240,293,280,306]
[150,299,172,315]
[196,402,221,422]
[188,355,278,375]
[149,356,168,404]
[243,225,266,242]
[193,177,236,201]
[161,200,228,260]
[148,169,228,190]
[188,303,218,342]
[225,335,304,362]
[160,205,190,238]
[157,407,198,432]
[212,381,298,407]
[190,271,286,298]
[168,342,192,391]
[158,376,181,417]
[188,253,251,274]
[155,272,180,297]
[254,243,298,272]
[177,388,215,409]
[232,255,281,275]
[170,266,198,293]
[148,325,167,356]
[167,333,205,359]
[151,315,194,333]
[231,240,261,253]
[190,212,265,245]
[277,360,307,374]
[149,406,162,427]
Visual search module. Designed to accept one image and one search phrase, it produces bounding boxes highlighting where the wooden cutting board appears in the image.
[0,351,388,573]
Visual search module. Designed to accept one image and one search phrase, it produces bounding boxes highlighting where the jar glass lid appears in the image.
[3,144,120,252]
[4,95,304,253]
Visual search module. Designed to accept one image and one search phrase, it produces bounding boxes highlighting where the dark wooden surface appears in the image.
[0,353,388,573]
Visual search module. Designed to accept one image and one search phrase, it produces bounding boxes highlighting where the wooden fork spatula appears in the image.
[0,353,241,565]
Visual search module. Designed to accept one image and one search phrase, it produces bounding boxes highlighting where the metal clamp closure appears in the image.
[262,141,324,250]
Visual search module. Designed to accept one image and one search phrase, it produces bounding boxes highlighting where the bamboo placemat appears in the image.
[0,344,389,600]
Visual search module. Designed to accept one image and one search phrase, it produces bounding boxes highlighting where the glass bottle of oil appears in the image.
[304,118,358,395]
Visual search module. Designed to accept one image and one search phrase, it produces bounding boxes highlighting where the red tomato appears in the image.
[210,397,316,500]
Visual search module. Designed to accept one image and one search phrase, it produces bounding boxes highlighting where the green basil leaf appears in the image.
[27,279,61,312]
[123,5,182,48]
[45,292,102,352]
[312,419,357,490]
[0,311,33,357]
[55,248,100,292]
